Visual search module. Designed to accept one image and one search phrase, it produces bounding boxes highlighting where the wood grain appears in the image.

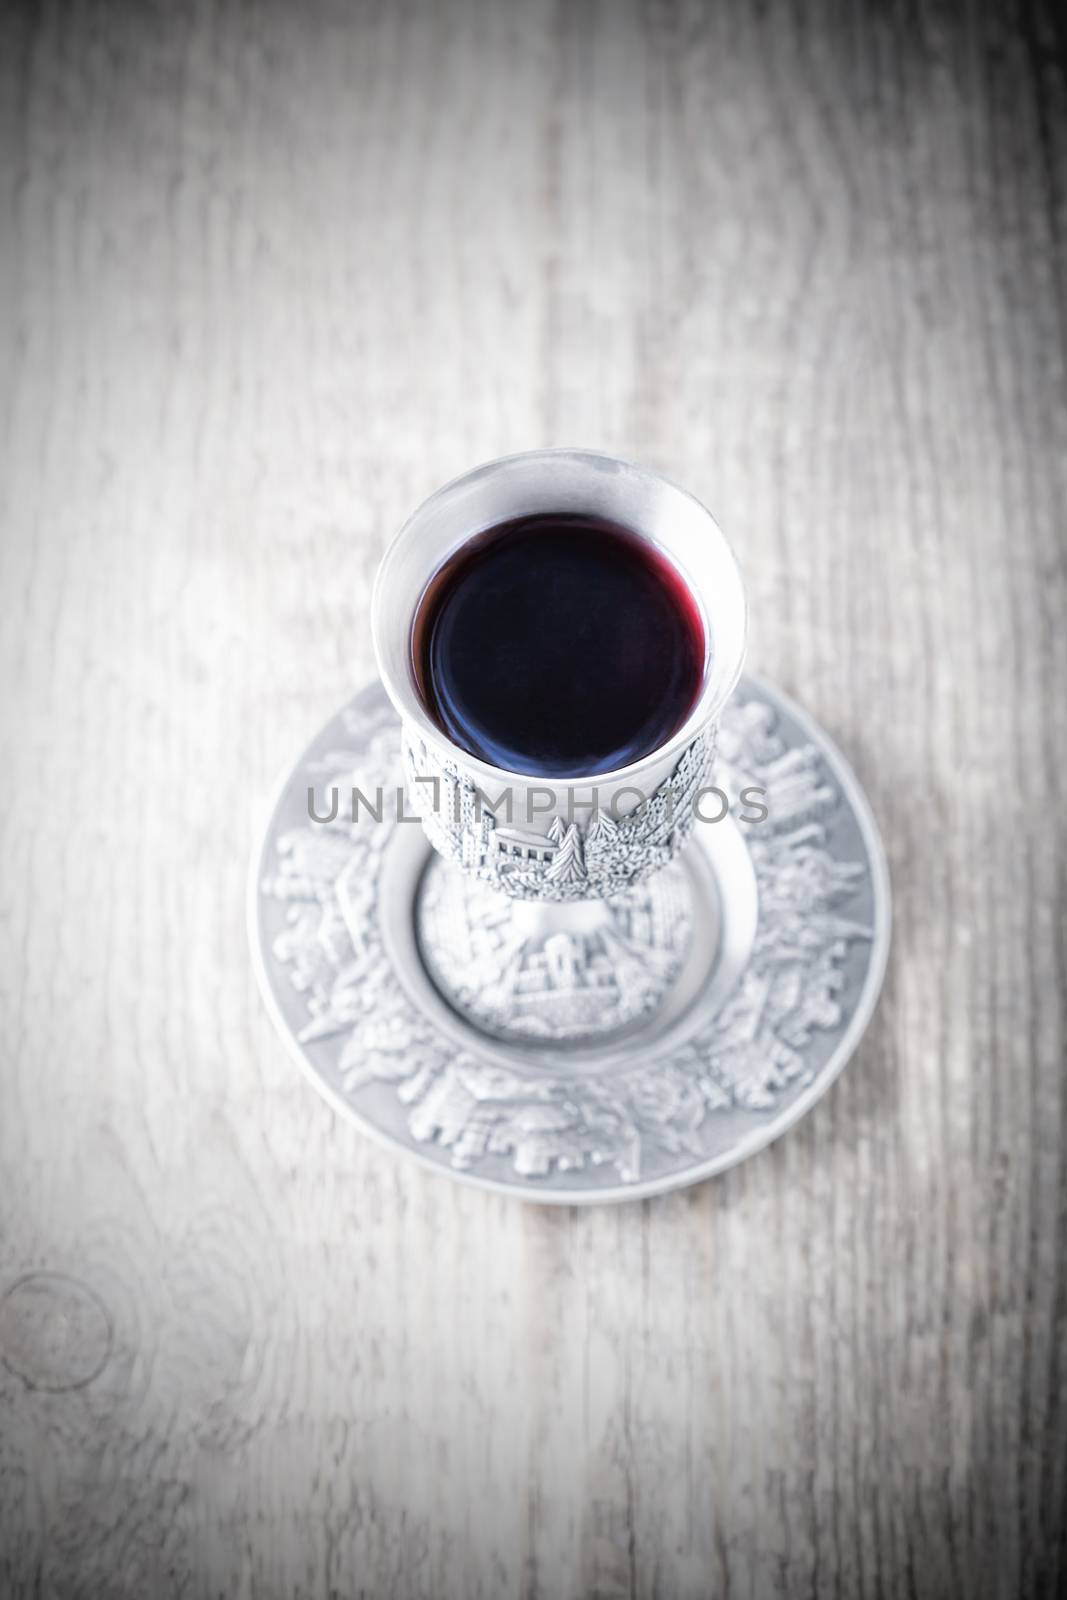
[1,1,1065,1596]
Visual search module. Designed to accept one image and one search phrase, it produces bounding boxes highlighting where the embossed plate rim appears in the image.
[248,672,891,1204]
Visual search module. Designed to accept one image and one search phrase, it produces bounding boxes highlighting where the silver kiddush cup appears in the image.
[371,449,747,1046]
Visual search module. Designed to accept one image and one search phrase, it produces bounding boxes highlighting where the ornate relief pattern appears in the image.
[401,727,714,900]
[416,855,694,1044]
[258,692,877,1186]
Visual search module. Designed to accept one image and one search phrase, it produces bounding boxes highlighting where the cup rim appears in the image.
[371,447,747,789]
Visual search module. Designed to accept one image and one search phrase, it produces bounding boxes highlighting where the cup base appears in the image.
[415,854,696,1046]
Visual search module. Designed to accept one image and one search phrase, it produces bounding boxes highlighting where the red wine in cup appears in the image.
[411,514,705,778]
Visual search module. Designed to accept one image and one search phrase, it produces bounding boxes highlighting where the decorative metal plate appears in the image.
[249,675,890,1203]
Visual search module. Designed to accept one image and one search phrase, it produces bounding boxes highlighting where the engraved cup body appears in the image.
[372,449,747,904]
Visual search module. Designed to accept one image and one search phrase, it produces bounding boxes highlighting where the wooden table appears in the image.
[1,3,1064,1595]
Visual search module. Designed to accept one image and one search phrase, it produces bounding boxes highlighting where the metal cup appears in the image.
[373,449,746,892]
[372,449,746,1043]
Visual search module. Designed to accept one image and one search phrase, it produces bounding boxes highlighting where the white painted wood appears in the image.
[1,2,1064,1595]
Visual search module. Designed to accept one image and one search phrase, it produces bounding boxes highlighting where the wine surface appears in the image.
[412,514,705,777]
